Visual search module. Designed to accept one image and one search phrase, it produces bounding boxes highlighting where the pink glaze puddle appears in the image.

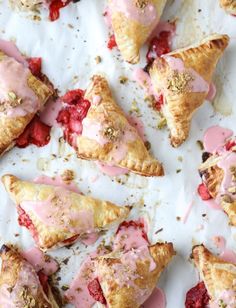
[39,98,62,126]
[128,115,146,141]
[96,161,129,176]
[203,126,233,154]
[34,175,80,193]
[206,83,216,101]
[182,200,194,224]
[21,247,59,276]
[133,68,156,96]
[204,199,222,211]
[143,287,166,308]
[212,236,236,264]
[80,232,100,246]
[0,39,28,66]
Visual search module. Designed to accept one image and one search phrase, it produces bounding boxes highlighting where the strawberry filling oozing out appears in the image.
[197,183,212,201]
[38,271,49,295]
[49,0,72,22]
[56,89,91,148]
[225,140,236,151]
[17,206,38,241]
[63,234,80,245]
[154,94,164,112]
[27,57,42,80]
[87,278,107,305]
[185,281,210,308]
[116,220,149,242]
[107,34,117,50]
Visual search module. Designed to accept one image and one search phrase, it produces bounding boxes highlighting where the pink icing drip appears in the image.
[133,67,156,96]
[143,287,166,308]
[182,200,194,224]
[92,95,102,106]
[80,232,100,246]
[110,0,158,26]
[39,98,62,126]
[128,115,146,141]
[82,118,108,146]
[163,56,209,93]
[0,39,28,66]
[0,57,40,118]
[33,175,80,193]
[206,83,217,101]
[212,236,236,263]
[203,126,233,154]
[205,199,222,210]
[21,247,59,276]
[96,162,129,176]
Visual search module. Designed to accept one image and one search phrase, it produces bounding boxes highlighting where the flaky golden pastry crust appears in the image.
[2,174,130,250]
[109,0,167,64]
[77,75,163,176]
[96,242,175,308]
[192,245,236,303]
[0,51,53,157]
[220,0,236,14]
[150,34,229,147]
[0,245,58,307]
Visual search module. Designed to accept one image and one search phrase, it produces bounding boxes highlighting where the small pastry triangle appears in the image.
[77,75,164,176]
[95,242,175,308]
[150,34,229,147]
[2,174,130,250]
[220,0,236,14]
[0,244,59,307]
[192,245,236,304]
[108,0,167,63]
[0,50,53,156]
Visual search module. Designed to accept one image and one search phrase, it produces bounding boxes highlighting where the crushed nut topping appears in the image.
[18,286,36,307]
[119,76,128,84]
[61,169,75,183]
[135,0,148,9]
[103,126,120,141]
[0,91,23,113]
[166,70,194,94]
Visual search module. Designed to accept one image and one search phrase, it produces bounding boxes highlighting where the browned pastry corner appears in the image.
[77,75,164,176]
[192,245,236,303]
[95,242,175,308]
[150,34,229,147]
[220,0,236,14]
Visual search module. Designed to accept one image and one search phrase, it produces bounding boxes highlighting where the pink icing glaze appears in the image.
[82,118,108,146]
[204,199,222,210]
[212,236,236,263]
[0,39,28,66]
[128,115,146,141]
[210,290,236,308]
[206,83,217,101]
[148,21,176,42]
[80,232,100,246]
[110,0,158,26]
[39,98,62,126]
[182,200,194,224]
[96,162,129,176]
[203,126,233,154]
[163,56,209,93]
[21,247,59,276]
[0,57,41,118]
[133,67,156,96]
[92,95,102,106]
[143,287,166,308]
[104,7,112,27]
[33,175,80,193]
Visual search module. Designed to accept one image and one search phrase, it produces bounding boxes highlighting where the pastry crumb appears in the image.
[95,56,102,64]
[61,169,75,183]
[119,76,128,84]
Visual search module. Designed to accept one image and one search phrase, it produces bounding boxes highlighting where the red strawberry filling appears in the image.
[38,270,49,295]
[225,139,236,151]
[63,234,79,245]
[116,220,149,242]
[27,57,42,79]
[154,94,164,111]
[197,183,212,201]
[56,89,91,148]
[107,34,117,50]
[146,31,172,65]
[17,206,38,241]
[49,0,72,22]
[185,281,210,308]
[16,115,51,148]
[87,278,106,305]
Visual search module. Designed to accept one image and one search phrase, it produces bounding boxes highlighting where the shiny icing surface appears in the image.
[34,174,80,193]
[203,125,233,154]
[143,287,166,308]
[110,0,158,26]
[96,161,129,176]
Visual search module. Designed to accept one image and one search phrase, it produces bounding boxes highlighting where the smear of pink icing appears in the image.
[39,98,62,126]
[96,162,129,176]
[203,125,233,154]
[128,115,146,141]
[206,83,217,101]
[21,247,59,276]
[212,236,236,263]
[34,175,80,194]
[133,67,156,96]
[143,287,166,308]
[0,39,28,66]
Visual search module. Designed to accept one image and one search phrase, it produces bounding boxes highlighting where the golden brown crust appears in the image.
[1,174,130,250]
[220,0,236,14]
[150,34,229,147]
[77,75,164,176]
[109,0,167,64]
[0,51,54,156]
[96,242,175,308]
[0,245,57,307]
[192,245,236,302]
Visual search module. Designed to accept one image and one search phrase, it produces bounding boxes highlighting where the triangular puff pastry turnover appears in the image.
[0,245,59,307]
[77,75,163,176]
[220,0,236,14]
[95,242,175,308]
[149,34,229,147]
[0,50,53,156]
[192,245,236,306]
[108,0,167,63]
[2,174,130,250]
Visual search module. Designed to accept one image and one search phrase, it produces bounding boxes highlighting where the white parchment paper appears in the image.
[0,0,235,307]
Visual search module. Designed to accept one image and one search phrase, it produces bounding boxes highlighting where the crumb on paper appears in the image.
[37,157,50,172]
[196,140,204,150]
[95,56,102,64]
[129,99,140,114]
[61,169,75,183]
[119,76,128,84]
[157,117,167,129]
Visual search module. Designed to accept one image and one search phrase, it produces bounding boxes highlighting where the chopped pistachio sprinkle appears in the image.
[135,0,148,9]
[167,70,194,94]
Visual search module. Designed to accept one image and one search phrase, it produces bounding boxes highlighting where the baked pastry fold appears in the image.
[0,244,58,308]
[0,50,53,156]
[2,174,130,250]
[95,242,175,308]
[77,75,163,176]
[150,34,229,147]
[192,245,236,306]
[108,0,167,63]
[220,0,236,14]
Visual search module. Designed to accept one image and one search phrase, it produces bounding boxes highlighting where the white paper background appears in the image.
[0,0,235,307]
